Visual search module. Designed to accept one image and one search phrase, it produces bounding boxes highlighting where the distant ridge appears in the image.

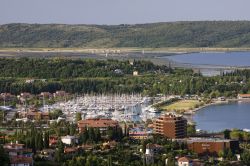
[1,21,250,48]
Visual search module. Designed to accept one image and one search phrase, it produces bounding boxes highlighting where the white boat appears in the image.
[144,106,160,113]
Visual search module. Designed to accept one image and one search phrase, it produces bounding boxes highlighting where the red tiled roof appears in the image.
[147,124,154,128]
[50,136,58,139]
[0,93,14,98]
[4,143,25,147]
[5,148,32,153]
[146,143,163,149]
[64,147,78,154]
[103,141,117,147]
[78,118,118,128]
[178,156,192,162]
[54,91,67,96]
[27,111,41,116]
[49,136,58,145]
[20,92,32,97]
[238,94,250,97]
[129,131,147,134]
[27,111,49,116]
[10,156,33,164]
[80,144,94,150]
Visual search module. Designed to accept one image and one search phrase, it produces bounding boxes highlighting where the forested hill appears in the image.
[1,21,250,48]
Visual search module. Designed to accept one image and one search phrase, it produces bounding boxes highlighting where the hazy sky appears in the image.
[1,0,250,25]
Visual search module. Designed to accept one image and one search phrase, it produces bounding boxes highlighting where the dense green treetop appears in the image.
[0,58,169,78]
[0,58,249,97]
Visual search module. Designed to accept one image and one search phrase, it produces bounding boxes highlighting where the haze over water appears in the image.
[166,52,250,67]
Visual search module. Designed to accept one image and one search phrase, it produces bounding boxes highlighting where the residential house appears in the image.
[178,157,193,166]
[3,142,33,166]
[49,136,58,147]
[102,141,117,150]
[129,127,152,140]
[10,156,33,166]
[53,91,67,98]
[145,143,163,154]
[39,92,52,99]
[238,94,250,99]
[25,79,35,84]
[78,118,119,134]
[64,147,79,155]
[26,109,49,121]
[39,149,55,161]
[133,71,139,76]
[61,135,78,145]
[0,93,15,101]
[20,92,33,100]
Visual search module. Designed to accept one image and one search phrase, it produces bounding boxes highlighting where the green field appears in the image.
[161,100,204,112]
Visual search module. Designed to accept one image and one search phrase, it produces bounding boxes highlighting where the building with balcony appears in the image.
[154,113,187,139]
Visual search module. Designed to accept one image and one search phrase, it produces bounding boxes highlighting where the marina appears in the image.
[45,94,162,123]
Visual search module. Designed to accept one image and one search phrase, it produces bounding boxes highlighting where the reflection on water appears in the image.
[192,101,250,132]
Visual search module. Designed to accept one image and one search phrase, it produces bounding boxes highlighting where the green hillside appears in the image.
[1,21,250,48]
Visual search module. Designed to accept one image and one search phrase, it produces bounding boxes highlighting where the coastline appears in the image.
[186,98,250,115]
[186,98,250,131]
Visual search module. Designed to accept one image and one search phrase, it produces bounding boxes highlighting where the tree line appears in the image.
[0,58,170,78]
[0,71,250,97]
[2,21,250,48]
[0,58,250,97]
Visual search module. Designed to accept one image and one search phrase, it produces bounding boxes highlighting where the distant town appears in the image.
[2,0,250,164]
[0,41,250,166]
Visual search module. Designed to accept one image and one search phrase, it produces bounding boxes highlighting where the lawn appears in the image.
[161,100,204,112]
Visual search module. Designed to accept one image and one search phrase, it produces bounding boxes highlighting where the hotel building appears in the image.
[154,114,187,139]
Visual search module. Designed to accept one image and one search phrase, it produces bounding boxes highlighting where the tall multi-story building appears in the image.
[154,114,187,139]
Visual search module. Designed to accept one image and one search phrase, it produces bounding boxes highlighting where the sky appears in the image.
[1,0,250,25]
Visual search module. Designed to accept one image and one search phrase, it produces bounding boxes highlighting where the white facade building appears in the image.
[61,135,78,145]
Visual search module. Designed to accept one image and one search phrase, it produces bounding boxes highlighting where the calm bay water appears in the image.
[165,52,250,67]
[193,102,250,132]
[164,51,250,130]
